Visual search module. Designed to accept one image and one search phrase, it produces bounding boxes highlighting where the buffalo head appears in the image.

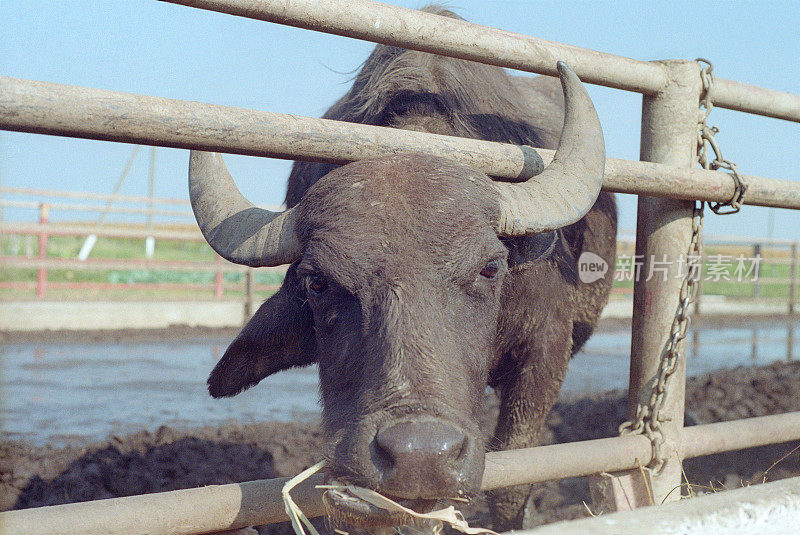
[189,62,604,522]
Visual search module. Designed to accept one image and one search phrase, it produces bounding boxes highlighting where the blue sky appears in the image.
[1,1,798,239]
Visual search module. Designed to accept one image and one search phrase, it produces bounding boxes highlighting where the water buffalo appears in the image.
[189,7,616,531]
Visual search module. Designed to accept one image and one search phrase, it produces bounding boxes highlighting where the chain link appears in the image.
[618,60,723,473]
[619,59,748,473]
[619,59,748,472]
[696,58,748,214]
[619,204,703,473]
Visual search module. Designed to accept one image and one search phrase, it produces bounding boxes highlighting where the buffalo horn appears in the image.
[494,61,605,236]
[188,151,302,267]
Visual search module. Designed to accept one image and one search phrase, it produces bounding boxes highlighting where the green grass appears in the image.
[2,230,796,302]
[610,244,797,301]
[1,230,284,300]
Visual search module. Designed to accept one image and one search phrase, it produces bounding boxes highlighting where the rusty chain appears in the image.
[696,58,748,214]
[618,204,703,473]
[617,59,749,473]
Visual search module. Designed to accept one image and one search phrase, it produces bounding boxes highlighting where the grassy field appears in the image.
[1,227,797,302]
[1,228,284,301]
[613,240,798,300]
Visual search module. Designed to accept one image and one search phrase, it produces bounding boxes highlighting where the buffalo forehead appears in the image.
[298,155,501,275]
[299,154,499,235]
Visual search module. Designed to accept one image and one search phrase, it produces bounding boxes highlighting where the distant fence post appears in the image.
[36,203,49,298]
[790,242,798,315]
[694,253,704,315]
[244,268,255,321]
[214,254,224,299]
[752,243,761,298]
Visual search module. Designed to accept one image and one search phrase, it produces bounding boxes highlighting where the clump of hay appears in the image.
[282,461,497,535]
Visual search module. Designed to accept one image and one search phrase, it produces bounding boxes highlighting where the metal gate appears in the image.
[1,1,799,533]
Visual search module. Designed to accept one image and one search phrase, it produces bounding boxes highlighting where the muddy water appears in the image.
[561,319,798,396]
[2,320,797,446]
[1,340,320,446]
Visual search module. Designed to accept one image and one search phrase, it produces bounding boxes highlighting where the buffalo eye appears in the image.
[480,259,501,280]
[306,273,329,296]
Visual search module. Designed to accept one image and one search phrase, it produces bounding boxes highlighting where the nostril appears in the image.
[452,434,468,462]
[370,435,396,474]
[435,425,468,462]
[433,427,467,463]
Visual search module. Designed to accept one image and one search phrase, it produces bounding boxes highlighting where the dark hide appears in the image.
[207,6,617,531]
[208,264,316,398]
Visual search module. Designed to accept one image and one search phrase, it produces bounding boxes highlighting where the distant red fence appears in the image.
[0,190,284,312]
[2,191,797,317]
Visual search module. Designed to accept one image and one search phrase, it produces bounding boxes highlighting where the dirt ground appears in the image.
[1,312,793,344]
[1,336,799,532]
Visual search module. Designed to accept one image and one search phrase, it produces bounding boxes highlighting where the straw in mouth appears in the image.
[281,461,497,535]
[322,484,441,530]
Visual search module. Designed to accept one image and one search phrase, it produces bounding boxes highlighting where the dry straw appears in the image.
[281,461,498,535]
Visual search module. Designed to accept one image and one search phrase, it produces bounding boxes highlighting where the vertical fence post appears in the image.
[790,242,798,315]
[36,203,49,298]
[626,60,701,507]
[693,254,703,315]
[214,255,224,299]
[244,268,255,322]
[145,147,156,259]
[752,243,762,298]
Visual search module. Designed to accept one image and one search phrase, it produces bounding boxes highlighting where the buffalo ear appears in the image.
[208,265,316,398]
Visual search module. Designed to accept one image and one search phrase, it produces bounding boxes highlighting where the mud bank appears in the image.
[2,312,796,343]
[2,361,799,532]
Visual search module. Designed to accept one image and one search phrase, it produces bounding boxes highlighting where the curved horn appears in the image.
[189,151,302,267]
[494,61,605,235]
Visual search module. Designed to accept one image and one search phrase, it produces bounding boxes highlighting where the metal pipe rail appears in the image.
[0,280,282,295]
[164,0,800,123]
[700,234,800,246]
[1,255,251,273]
[2,411,799,535]
[1,186,191,206]
[3,76,800,210]
[1,199,194,218]
[1,221,204,242]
